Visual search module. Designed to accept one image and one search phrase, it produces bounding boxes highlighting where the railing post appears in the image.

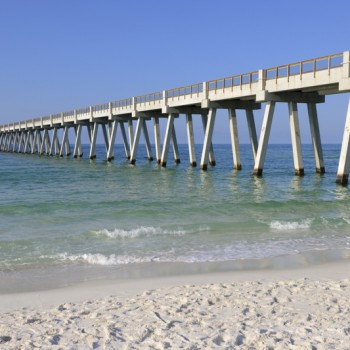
[89,106,93,122]
[258,69,266,91]
[162,90,168,107]
[343,51,350,78]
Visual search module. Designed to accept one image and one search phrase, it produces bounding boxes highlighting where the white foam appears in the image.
[56,253,153,265]
[270,219,312,231]
[92,226,209,239]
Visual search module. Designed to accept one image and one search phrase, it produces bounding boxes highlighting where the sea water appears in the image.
[1,144,350,292]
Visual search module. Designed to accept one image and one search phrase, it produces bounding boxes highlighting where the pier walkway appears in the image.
[1,51,350,184]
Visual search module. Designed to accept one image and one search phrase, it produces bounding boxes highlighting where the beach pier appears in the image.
[1,51,350,183]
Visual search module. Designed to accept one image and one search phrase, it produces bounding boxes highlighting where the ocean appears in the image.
[1,144,350,293]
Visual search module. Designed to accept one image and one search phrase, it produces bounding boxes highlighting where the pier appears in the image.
[1,51,350,184]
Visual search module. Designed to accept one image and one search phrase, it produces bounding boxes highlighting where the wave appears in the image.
[92,226,210,239]
[269,219,312,231]
[53,253,154,265]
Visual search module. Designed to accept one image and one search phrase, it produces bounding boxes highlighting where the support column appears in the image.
[101,124,109,154]
[186,113,196,166]
[153,117,161,164]
[142,119,153,161]
[39,130,45,155]
[307,103,325,174]
[229,108,242,170]
[246,109,258,161]
[128,119,134,150]
[50,128,58,156]
[0,134,4,151]
[161,114,175,167]
[12,132,18,153]
[200,108,217,170]
[60,126,71,157]
[336,98,350,185]
[201,114,216,166]
[73,125,83,158]
[107,120,118,161]
[36,130,42,154]
[6,134,11,152]
[288,102,304,176]
[89,123,98,159]
[24,132,30,153]
[130,118,142,164]
[120,122,130,159]
[31,130,37,154]
[18,132,24,153]
[171,124,180,164]
[43,129,51,155]
[253,101,275,176]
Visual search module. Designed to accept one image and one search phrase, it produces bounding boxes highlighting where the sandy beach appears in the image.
[1,261,350,349]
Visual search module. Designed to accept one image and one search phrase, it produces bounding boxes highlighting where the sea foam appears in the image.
[92,226,209,239]
[56,253,153,265]
[270,219,312,231]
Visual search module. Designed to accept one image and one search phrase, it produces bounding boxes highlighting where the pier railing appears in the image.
[0,51,346,131]
[208,72,259,92]
[266,53,343,81]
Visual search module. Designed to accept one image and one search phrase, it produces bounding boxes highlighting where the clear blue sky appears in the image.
[1,0,349,144]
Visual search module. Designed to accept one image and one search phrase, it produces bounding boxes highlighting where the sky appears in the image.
[1,0,350,145]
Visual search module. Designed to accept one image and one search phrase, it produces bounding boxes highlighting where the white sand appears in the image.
[1,262,350,349]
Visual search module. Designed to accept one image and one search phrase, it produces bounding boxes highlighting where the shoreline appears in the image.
[1,258,350,313]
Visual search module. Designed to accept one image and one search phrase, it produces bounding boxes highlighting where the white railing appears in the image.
[0,52,346,131]
[265,53,342,81]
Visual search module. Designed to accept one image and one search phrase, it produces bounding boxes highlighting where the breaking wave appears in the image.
[270,219,312,231]
[92,226,210,239]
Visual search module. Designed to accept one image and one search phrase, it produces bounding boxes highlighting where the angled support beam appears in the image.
[229,108,242,170]
[60,126,71,157]
[101,124,109,154]
[288,102,304,176]
[50,128,59,156]
[107,120,118,161]
[161,114,175,167]
[200,108,217,170]
[246,110,258,161]
[89,123,98,159]
[73,125,83,158]
[86,125,92,144]
[0,134,3,150]
[336,98,350,185]
[307,103,325,174]
[153,117,161,164]
[253,101,276,176]
[17,132,24,153]
[31,130,37,154]
[36,130,42,154]
[24,132,30,153]
[128,119,134,149]
[39,130,46,155]
[142,119,153,161]
[171,124,180,164]
[44,129,51,155]
[12,132,17,152]
[186,113,197,167]
[120,122,130,159]
[201,113,216,167]
[130,118,142,165]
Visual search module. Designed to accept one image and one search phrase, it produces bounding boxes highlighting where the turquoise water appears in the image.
[1,144,350,292]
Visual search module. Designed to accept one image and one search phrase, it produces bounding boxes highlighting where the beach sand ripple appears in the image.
[1,278,350,349]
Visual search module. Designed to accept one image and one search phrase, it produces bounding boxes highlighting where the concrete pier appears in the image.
[1,51,350,184]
